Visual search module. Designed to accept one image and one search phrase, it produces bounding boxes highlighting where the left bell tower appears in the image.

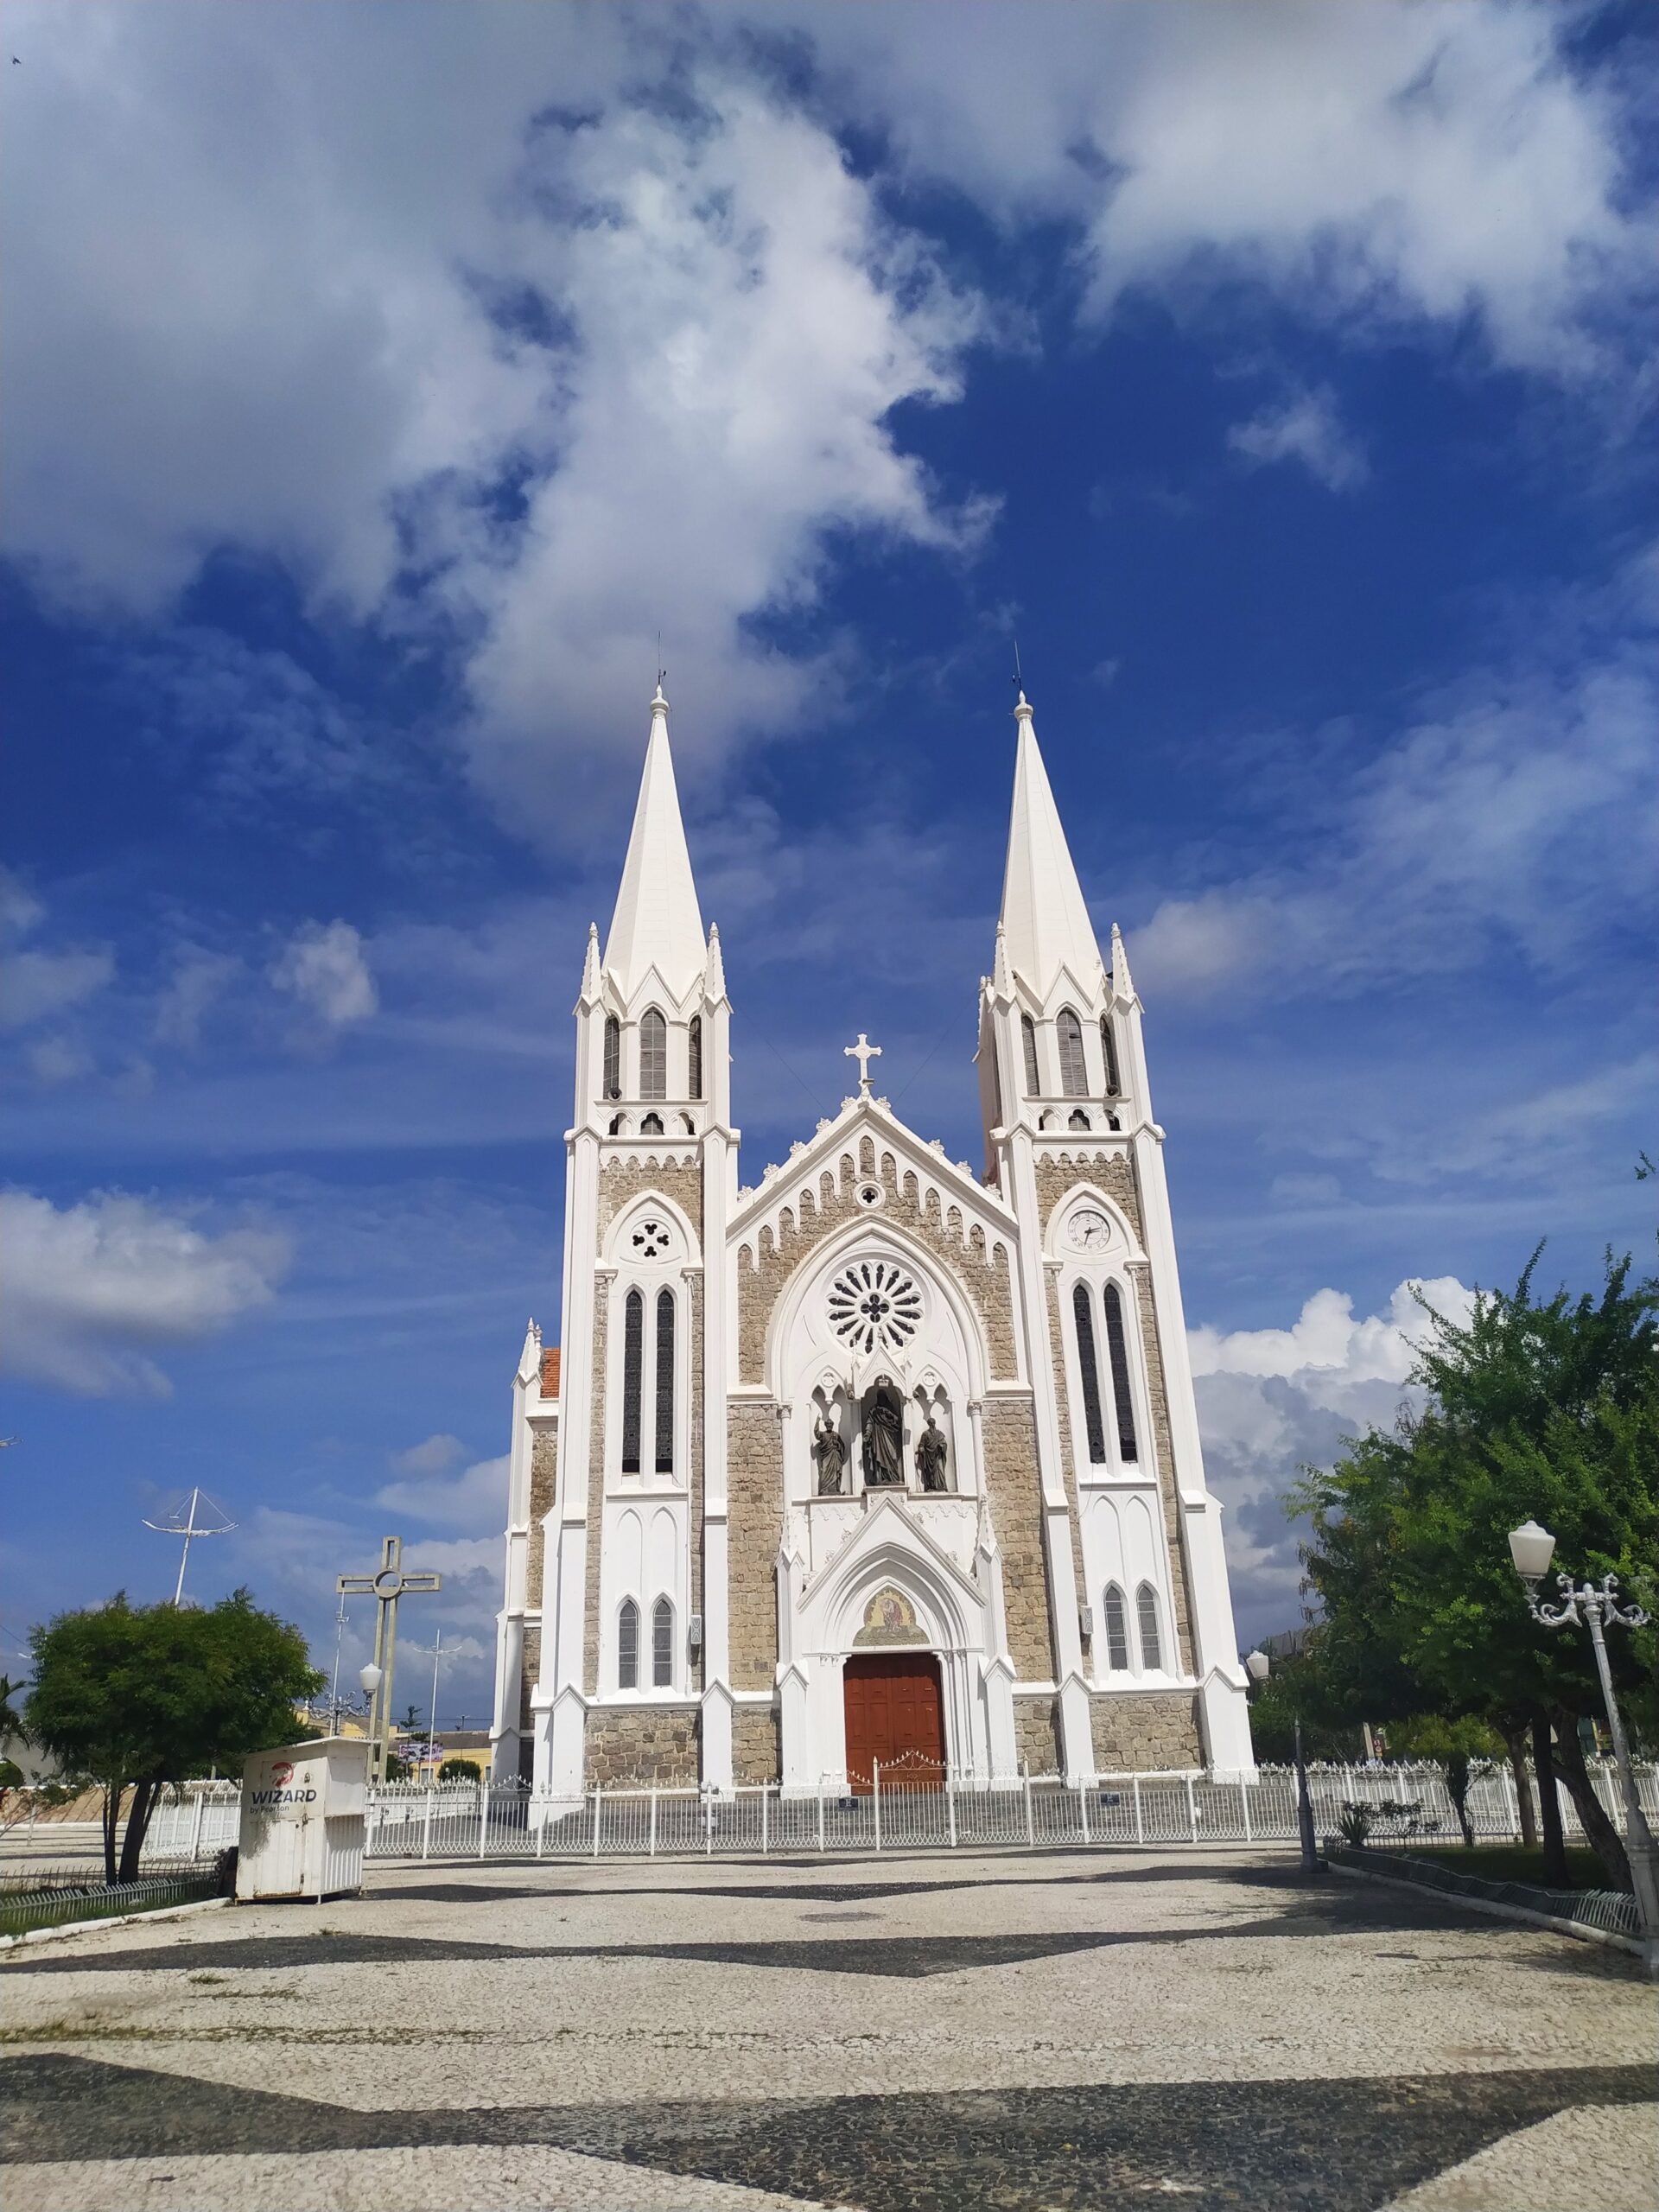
[523,683,738,1798]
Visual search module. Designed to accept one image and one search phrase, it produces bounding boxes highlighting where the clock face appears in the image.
[1068,1208,1112,1253]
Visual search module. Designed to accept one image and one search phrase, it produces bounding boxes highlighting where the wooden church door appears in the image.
[842,1654,946,1790]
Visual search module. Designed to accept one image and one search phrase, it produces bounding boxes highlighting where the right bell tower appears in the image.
[977,689,1255,1777]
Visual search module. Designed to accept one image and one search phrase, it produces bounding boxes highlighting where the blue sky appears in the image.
[3,2,1656,1724]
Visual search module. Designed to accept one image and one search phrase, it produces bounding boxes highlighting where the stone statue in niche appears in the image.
[812,1414,847,1497]
[861,1382,905,1487]
[914,1412,950,1493]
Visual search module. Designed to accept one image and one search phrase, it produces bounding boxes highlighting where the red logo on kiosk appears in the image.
[270,1761,295,1788]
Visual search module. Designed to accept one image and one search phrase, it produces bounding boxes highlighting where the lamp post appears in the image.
[1244,1649,1318,1875]
[1507,1520,1659,1943]
[359,1663,384,1786]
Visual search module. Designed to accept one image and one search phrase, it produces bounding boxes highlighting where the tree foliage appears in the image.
[1292,1247,1659,1888]
[26,1590,321,1883]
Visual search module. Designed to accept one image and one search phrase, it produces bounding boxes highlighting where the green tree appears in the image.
[438,1757,478,1784]
[26,1590,321,1884]
[1294,1249,1658,1891]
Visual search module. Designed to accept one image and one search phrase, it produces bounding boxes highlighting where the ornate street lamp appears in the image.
[359,1663,384,1784]
[1507,1520,1659,1942]
[1243,1649,1318,1874]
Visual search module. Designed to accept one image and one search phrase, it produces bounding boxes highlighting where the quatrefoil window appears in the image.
[631,1218,671,1261]
[828,1261,921,1354]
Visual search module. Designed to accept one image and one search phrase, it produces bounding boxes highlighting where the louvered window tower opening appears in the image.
[1021,1014,1040,1095]
[603,1015,621,1100]
[1103,1283,1139,1461]
[1058,1007,1087,1096]
[620,1289,644,1472]
[688,1014,702,1101]
[1101,1014,1121,1096]
[1072,1281,1107,1463]
[639,1008,667,1099]
[655,1289,676,1472]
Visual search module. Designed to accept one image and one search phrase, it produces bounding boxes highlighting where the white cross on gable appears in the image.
[844,1033,882,1097]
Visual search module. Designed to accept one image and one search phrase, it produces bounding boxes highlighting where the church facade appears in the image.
[491,685,1255,1793]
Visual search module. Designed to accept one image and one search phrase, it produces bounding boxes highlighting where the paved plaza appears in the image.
[1,1849,1653,2210]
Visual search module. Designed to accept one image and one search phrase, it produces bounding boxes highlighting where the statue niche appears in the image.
[812,1410,848,1497]
[860,1380,905,1488]
[914,1410,950,1493]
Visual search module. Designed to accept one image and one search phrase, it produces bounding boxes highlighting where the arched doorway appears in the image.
[842,1653,945,1791]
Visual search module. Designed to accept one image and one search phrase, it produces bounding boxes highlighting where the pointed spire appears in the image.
[603,684,706,1002]
[1109,921,1136,1003]
[704,921,727,1003]
[993,919,1013,997]
[517,1317,542,1385]
[997,690,1103,1000]
[580,922,601,1002]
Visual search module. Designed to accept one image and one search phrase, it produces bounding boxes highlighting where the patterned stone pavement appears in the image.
[1,1849,1653,2210]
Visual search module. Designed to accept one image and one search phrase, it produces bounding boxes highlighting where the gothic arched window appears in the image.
[1102,1583,1130,1672]
[1136,1581,1163,1672]
[603,1015,621,1100]
[652,1597,673,1688]
[639,1008,667,1099]
[655,1289,676,1473]
[1021,1014,1040,1095]
[1058,1007,1087,1096]
[640,1113,664,1135]
[620,1289,644,1473]
[1103,1283,1139,1462]
[688,1014,702,1101]
[617,1598,639,1689]
[1100,1014,1121,1096]
[1071,1282,1107,1464]
[1068,1109,1090,1129]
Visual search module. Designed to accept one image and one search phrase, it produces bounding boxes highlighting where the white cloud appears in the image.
[389,1433,468,1479]
[1,15,989,844]
[1192,1274,1474,1635]
[1229,385,1369,491]
[0,871,113,1033]
[0,1187,289,1397]
[376,1452,508,1536]
[270,921,378,1031]
[814,2,1650,377]
[1132,622,1659,1000]
[155,945,243,1048]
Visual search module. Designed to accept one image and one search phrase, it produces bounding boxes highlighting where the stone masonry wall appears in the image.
[981,1396,1056,1681]
[518,1627,541,1729]
[1013,1695,1061,1775]
[1089,1692,1202,1772]
[732,1701,781,1784]
[524,1421,559,1611]
[598,1156,705,1242]
[586,1706,699,1785]
[736,1141,1017,1385]
[727,1402,783,1690]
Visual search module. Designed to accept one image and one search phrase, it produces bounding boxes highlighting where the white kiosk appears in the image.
[236,1738,369,1902]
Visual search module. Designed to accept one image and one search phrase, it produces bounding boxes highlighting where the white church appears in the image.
[491,684,1255,1793]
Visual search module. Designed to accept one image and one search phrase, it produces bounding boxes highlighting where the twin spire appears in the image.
[602,683,708,1003]
[996,690,1107,1001]
[601,677,1116,1011]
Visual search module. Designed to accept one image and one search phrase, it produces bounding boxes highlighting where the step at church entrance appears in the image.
[843,1653,946,1791]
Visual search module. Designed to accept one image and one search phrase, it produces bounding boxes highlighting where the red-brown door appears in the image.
[842,1654,946,1790]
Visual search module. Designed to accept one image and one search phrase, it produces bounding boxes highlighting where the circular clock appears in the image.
[1067,1208,1112,1254]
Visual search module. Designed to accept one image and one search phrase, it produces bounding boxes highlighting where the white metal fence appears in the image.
[352,1758,1659,1862]
[22,1758,1643,1871]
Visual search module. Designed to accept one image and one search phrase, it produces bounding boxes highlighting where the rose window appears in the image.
[631,1219,671,1260]
[828,1261,921,1354]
